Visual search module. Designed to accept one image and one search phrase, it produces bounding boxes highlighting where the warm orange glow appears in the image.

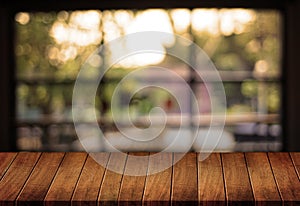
[170,9,191,33]
[50,10,102,47]
[192,9,256,36]
[114,10,174,68]
[15,12,30,25]
[48,9,256,66]
[192,9,219,36]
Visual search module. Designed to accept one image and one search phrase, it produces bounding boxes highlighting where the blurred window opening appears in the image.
[15,9,282,152]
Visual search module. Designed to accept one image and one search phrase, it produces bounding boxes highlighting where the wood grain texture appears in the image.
[72,153,109,206]
[290,152,300,180]
[44,152,87,206]
[268,152,300,205]
[245,153,281,206]
[118,152,149,206]
[0,152,41,206]
[143,152,172,206]
[0,152,299,205]
[172,153,198,206]
[198,153,225,206]
[222,153,254,205]
[17,152,65,206]
[98,152,127,206]
[0,153,17,180]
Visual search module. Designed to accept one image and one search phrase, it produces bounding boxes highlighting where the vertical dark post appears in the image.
[284,0,300,151]
[0,7,16,151]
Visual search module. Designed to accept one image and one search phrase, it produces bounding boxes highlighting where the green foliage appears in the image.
[16,9,281,120]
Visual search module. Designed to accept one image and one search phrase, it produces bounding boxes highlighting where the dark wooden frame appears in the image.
[0,0,299,151]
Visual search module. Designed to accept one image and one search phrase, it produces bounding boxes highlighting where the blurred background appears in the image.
[14,9,283,152]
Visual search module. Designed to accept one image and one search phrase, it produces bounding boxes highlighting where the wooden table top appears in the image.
[0,152,299,206]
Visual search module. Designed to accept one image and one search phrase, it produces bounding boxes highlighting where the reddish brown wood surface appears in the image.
[143,152,172,206]
[98,152,127,206]
[245,153,281,206]
[290,152,300,180]
[172,153,198,206]
[118,152,149,206]
[198,153,225,206]
[0,153,16,180]
[0,152,41,206]
[222,153,254,205]
[0,152,298,205]
[17,152,65,206]
[72,153,109,206]
[44,153,87,206]
[268,152,300,205]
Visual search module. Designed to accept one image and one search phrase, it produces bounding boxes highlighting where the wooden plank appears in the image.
[290,152,300,180]
[198,153,225,206]
[118,152,149,206]
[143,152,172,206]
[221,153,253,205]
[17,153,65,206]
[268,152,300,205]
[72,153,109,206]
[0,153,17,180]
[172,153,198,206]
[44,152,87,206]
[98,152,127,206]
[245,153,281,206]
[0,152,41,206]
